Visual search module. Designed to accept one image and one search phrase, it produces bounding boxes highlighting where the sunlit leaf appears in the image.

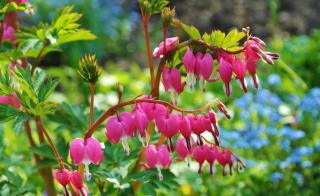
[181,23,201,40]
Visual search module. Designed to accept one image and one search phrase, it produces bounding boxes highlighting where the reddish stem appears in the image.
[89,83,95,127]
[35,116,64,169]
[24,120,57,196]
[139,5,154,89]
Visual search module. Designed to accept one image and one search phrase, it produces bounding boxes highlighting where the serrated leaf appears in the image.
[13,113,28,135]
[0,104,21,122]
[13,66,38,103]
[27,101,58,116]
[210,30,226,47]
[181,23,201,40]
[0,65,14,96]
[33,70,47,92]
[0,49,23,64]
[202,32,211,43]
[222,29,245,49]
[37,78,59,102]
[57,29,96,45]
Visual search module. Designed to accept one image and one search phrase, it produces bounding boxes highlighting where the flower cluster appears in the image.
[153,35,279,101]
[102,97,244,179]
[54,169,89,196]
[142,137,244,179]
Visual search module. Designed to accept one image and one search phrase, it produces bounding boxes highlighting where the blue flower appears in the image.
[271,172,283,183]
[301,160,312,168]
[293,172,304,185]
[280,139,291,152]
[267,74,281,85]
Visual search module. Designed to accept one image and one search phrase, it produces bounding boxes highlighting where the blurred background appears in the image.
[1,0,320,195]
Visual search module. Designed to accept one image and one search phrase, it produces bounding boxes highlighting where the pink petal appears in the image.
[54,169,70,186]
[105,116,123,144]
[70,138,85,165]
[85,137,103,165]
[145,145,158,168]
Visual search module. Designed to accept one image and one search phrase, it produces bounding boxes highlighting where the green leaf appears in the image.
[57,29,96,45]
[222,28,246,49]
[0,40,15,51]
[0,65,14,96]
[27,101,58,116]
[13,66,38,103]
[202,32,211,43]
[181,23,201,40]
[0,49,23,64]
[33,69,47,92]
[208,29,245,50]
[210,30,226,47]
[0,104,21,122]
[37,78,59,102]
[13,113,28,135]
[30,144,55,159]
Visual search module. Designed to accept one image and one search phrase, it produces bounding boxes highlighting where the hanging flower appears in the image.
[69,137,103,180]
[153,37,179,58]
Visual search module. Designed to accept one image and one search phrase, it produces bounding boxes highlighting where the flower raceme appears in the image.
[152,35,279,98]
[63,29,276,192]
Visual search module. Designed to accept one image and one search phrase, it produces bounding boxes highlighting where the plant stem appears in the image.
[152,58,166,98]
[31,44,47,76]
[35,116,64,169]
[79,83,96,180]
[139,5,154,89]
[89,83,96,127]
[24,120,57,196]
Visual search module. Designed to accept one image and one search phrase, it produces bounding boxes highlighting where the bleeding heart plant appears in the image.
[0,0,279,195]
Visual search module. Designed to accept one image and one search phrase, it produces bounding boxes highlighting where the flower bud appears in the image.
[78,54,102,84]
[54,169,70,187]
[161,7,175,27]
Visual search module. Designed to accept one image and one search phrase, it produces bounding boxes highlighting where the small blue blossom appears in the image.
[294,172,304,185]
[271,172,283,182]
[267,74,281,86]
[301,160,312,168]
[280,139,291,152]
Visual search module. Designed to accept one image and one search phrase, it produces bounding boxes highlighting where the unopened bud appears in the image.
[161,7,175,27]
[216,101,231,119]
[250,36,266,46]
[242,27,250,34]
[78,54,102,84]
